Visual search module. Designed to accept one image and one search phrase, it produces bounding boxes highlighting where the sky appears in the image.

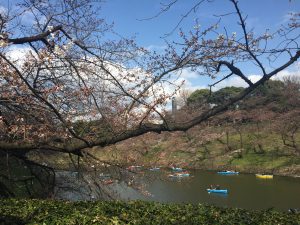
[100,0,300,90]
[101,0,298,45]
[1,0,300,93]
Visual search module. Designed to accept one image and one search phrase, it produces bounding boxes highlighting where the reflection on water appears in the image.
[207,192,228,198]
[54,169,300,211]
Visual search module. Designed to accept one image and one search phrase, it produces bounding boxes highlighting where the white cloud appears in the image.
[210,74,261,91]
[207,68,299,91]
[6,46,32,63]
[248,75,262,83]
[7,46,30,59]
[179,79,207,92]
[175,68,199,79]
[271,69,300,81]
[162,72,207,101]
[175,69,264,93]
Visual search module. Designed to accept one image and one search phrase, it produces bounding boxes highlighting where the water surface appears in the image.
[120,170,300,211]
[54,169,300,211]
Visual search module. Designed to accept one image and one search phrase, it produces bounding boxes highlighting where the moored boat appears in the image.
[103,179,114,185]
[255,174,273,179]
[99,173,110,178]
[149,167,160,171]
[171,167,183,172]
[207,189,228,194]
[127,165,143,171]
[168,172,190,178]
[217,171,239,175]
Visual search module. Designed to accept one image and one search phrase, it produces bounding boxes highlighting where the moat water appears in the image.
[55,169,300,211]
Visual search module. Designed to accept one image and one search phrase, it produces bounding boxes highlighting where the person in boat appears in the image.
[216,184,220,190]
[210,184,214,190]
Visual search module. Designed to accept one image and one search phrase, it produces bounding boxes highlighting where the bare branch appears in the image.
[5,26,62,44]
[217,61,253,86]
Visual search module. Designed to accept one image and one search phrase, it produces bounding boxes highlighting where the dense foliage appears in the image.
[187,87,245,107]
[0,199,299,225]
[245,79,300,112]
[211,87,245,105]
[187,89,211,106]
[187,79,300,112]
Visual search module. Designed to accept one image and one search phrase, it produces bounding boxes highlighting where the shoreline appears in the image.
[118,161,300,178]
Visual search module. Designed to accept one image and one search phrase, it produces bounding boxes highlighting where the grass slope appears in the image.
[87,123,300,176]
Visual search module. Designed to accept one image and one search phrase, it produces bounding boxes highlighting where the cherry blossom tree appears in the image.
[0,0,299,195]
[0,0,299,156]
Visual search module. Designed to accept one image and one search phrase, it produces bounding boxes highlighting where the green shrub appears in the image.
[0,199,299,225]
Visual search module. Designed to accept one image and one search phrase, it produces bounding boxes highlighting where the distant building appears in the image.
[172,97,177,118]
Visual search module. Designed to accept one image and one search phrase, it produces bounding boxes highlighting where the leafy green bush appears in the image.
[187,89,211,106]
[0,199,299,225]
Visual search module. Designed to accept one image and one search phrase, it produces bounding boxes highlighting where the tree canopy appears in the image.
[187,78,300,112]
[187,89,211,106]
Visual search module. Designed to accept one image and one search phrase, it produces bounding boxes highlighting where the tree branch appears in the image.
[217,61,253,86]
[230,0,267,76]
[5,26,62,44]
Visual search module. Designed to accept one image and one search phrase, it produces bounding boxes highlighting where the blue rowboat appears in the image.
[171,167,183,172]
[207,189,228,194]
[217,171,239,175]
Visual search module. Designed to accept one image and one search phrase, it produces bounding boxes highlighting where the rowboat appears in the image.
[103,179,114,185]
[168,172,190,178]
[207,189,228,194]
[171,167,183,172]
[127,165,143,171]
[255,174,273,179]
[217,171,239,175]
[149,167,160,171]
[99,173,110,178]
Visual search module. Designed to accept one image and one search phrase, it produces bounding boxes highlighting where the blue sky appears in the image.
[100,0,300,90]
[101,0,299,46]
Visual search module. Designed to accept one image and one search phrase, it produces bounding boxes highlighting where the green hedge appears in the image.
[0,199,299,225]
